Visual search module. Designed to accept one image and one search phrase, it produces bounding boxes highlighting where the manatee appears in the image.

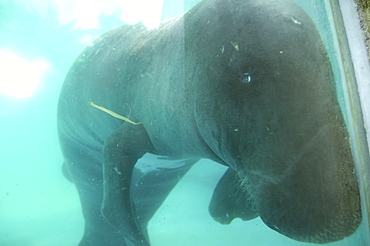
[58,0,361,244]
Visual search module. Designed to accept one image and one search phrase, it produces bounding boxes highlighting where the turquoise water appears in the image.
[0,0,367,245]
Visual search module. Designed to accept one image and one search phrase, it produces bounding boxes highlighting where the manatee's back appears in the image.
[57,23,156,245]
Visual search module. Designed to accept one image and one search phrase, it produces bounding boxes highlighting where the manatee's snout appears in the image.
[248,122,362,243]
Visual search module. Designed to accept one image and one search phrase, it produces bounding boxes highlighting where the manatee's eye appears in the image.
[241,73,252,84]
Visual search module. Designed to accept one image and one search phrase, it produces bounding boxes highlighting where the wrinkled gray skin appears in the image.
[58,0,362,245]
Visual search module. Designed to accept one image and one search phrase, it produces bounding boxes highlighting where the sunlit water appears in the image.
[0,0,367,245]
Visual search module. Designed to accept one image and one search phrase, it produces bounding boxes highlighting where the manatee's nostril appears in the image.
[241,73,252,84]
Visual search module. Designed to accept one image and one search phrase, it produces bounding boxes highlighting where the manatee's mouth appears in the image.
[232,122,362,244]
[245,152,362,244]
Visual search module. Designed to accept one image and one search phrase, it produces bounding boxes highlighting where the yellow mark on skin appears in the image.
[89,102,142,125]
[230,41,239,51]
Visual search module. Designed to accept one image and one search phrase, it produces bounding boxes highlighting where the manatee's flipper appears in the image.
[209,168,258,224]
[131,155,197,236]
[101,123,154,246]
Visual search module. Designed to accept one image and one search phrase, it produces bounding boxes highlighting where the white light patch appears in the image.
[54,0,165,30]
[119,0,164,29]
[0,51,49,98]
[55,0,104,30]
